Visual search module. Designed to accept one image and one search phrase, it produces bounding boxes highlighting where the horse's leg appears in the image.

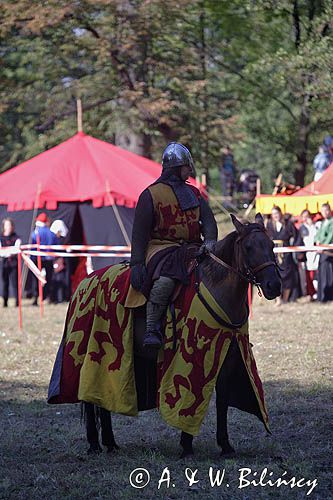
[84,402,102,454]
[100,408,120,453]
[180,431,194,458]
[216,385,235,455]
[216,344,236,456]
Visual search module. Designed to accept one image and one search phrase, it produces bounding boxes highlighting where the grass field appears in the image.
[0,297,332,499]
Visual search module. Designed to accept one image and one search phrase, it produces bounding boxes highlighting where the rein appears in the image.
[207,251,276,297]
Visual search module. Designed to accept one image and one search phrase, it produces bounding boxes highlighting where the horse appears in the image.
[50,213,281,458]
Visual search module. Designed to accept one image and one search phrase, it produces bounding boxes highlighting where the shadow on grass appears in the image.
[0,378,331,499]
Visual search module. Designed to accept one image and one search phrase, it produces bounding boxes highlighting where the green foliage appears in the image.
[0,0,332,190]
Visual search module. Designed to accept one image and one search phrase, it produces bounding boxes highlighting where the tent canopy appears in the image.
[256,162,333,214]
[0,132,199,211]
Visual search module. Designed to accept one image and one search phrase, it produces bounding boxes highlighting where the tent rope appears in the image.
[21,182,42,292]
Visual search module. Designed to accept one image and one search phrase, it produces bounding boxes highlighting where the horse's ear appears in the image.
[255,212,265,227]
[230,214,244,233]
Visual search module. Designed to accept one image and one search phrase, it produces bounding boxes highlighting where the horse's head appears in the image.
[231,213,281,300]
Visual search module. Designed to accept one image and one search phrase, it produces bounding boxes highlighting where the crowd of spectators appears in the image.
[266,203,333,305]
[0,212,69,307]
[2,202,333,308]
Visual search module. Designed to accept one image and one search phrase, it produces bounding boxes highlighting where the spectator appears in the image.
[299,209,319,300]
[313,146,330,181]
[220,146,236,198]
[50,220,69,303]
[323,135,333,162]
[0,218,21,307]
[315,203,333,302]
[266,206,301,305]
[31,213,58,306]
[237,169,260,208]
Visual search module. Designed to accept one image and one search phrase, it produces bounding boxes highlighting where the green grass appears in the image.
[0,298,332,499]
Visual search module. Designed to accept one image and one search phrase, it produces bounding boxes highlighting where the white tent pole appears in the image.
[77,99,83,132]
[105,180,131,246]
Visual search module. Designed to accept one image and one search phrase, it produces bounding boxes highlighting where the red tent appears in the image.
[0,132,203,298]
[294,162,333,197]
[0,131,168,211]
[0,133,206,302]
[0,132,201,264]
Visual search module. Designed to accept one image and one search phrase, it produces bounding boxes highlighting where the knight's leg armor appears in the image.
[144,276,175,347]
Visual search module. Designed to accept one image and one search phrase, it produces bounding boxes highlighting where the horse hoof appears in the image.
[180,449,194,459]
[220,444,235,457]
[87,443,102,454]
[106,443,120,453]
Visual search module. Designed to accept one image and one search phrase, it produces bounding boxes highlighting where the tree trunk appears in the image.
[294,94,311,187]
[292,0,301,51]
[199,0,210,186]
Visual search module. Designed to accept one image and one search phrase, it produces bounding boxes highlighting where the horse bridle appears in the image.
[191,226,280,331]
[207,227,281,297]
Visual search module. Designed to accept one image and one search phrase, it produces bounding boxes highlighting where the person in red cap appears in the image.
[30,213,58,305]
[35,213,48,224]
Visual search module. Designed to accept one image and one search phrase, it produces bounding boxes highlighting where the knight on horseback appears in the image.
[130,142,218,348]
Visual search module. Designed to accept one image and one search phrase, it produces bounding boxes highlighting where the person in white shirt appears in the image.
[50,219,69,303]
[0,218,21,307]
[299,209,319,299]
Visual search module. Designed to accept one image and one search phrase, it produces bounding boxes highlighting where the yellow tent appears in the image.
[256,163,333,214]
[256,193,333,215]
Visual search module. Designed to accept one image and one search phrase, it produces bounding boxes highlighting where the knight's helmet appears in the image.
[162,142,195,174]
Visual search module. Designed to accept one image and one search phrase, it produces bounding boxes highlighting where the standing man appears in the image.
[130,142,218,347]
[220,146,237,198]
[313,146,331,181]
[31,213,58,305]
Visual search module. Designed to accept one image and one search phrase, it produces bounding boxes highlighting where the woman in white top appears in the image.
[0,218,21,307]
[299,209,319,298]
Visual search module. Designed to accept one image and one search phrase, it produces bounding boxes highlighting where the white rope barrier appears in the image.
[0,244,131,258]
[24,250,131,258]
[0,242,332,289]
[1,243,332,260]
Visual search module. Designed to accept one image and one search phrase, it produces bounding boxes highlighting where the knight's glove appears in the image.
[197,240,216,261]
[202,240,216,252]
[130,262,147,291]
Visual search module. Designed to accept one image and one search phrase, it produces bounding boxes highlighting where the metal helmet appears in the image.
[162,142,195,172]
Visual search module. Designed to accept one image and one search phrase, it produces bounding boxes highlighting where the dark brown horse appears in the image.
[83,213,281,458]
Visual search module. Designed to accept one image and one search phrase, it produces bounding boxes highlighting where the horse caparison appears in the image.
[84,214,281,457]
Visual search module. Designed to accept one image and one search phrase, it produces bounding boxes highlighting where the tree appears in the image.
[0,0,332,190]
[0,0,238,180]
[207,0,333,187]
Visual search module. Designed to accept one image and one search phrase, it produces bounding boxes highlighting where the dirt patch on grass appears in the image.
[0,298,332,499]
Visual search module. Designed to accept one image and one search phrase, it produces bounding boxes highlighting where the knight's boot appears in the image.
[144,302,166,347]
[144,276,175,348]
